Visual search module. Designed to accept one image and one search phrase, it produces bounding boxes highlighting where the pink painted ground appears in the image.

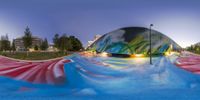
[0,56,70,85]
[175,51,200,74]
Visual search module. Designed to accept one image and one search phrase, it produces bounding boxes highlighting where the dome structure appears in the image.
[88,27,181,56]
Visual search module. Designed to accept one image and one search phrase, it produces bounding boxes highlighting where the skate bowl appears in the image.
[0,53,200,99]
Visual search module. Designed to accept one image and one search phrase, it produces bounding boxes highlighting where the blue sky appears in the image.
[0,0,200,47]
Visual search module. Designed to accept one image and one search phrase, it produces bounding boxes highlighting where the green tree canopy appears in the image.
[40,38,49,50]
[69,36,83,51]
[53,34,83,52]
[53,34,59,49]
[34,45,39,51]
[186,43,200,54]
[0,34,11,51]
[23,26,32,51]
[11,40,16,51]
[59,34,72,52]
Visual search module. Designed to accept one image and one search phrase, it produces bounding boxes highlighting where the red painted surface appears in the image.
[175,51,200,74]
[0,56,70,85]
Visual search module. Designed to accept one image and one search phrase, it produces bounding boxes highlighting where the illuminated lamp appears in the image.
[131,54,145,57]
[101,52,109,57]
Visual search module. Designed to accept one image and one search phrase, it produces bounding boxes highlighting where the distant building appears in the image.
[47,43,58,52]
[86,35,101,48]
[14,36,43,51]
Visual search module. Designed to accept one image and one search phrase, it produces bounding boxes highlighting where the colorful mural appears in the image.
[88,27,181,55]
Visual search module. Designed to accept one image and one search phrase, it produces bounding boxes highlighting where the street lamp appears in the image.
[149,24,153,65]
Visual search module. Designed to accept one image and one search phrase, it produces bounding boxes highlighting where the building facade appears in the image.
[14,36,43,51]
[86,35,101,49]
[47,43,58,52]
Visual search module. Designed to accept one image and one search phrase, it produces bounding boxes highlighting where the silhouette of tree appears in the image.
[11,40,16,52]
[22,26,32,56]
[53,34,59,49]
[40,38,48,50]
[0,34,11,51]
[69,36,83,51]
[23,26,32,50]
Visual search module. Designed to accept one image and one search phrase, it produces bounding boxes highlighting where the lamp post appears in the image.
[149,24,153,65]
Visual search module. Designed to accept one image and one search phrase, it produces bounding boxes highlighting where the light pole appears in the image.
[149,24,153,65]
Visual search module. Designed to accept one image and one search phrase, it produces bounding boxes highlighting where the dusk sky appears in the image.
[0,0,200,47]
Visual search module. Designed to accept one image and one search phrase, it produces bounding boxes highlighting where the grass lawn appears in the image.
[0,51,71,60]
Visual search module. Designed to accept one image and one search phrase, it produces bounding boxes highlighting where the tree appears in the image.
[69,36,83,51]
[11,40,16,52]
[34,45,39,51]
[0,34,11,52]
[186,43,200,54]
[59,34,72,54]
[40,38,48,51]
[53,34,60,49]
[22,26,32,56]
[52,33,83,53]
[23,26,32,50]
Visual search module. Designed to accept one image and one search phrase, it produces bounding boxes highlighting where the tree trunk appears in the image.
[26,51,29,56]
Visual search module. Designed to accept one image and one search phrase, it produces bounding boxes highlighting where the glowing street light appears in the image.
[100,52,109,57]
[131,54,145,57]
[149,24,153,65]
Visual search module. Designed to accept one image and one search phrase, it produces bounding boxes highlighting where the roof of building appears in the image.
[88,27,182,55]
